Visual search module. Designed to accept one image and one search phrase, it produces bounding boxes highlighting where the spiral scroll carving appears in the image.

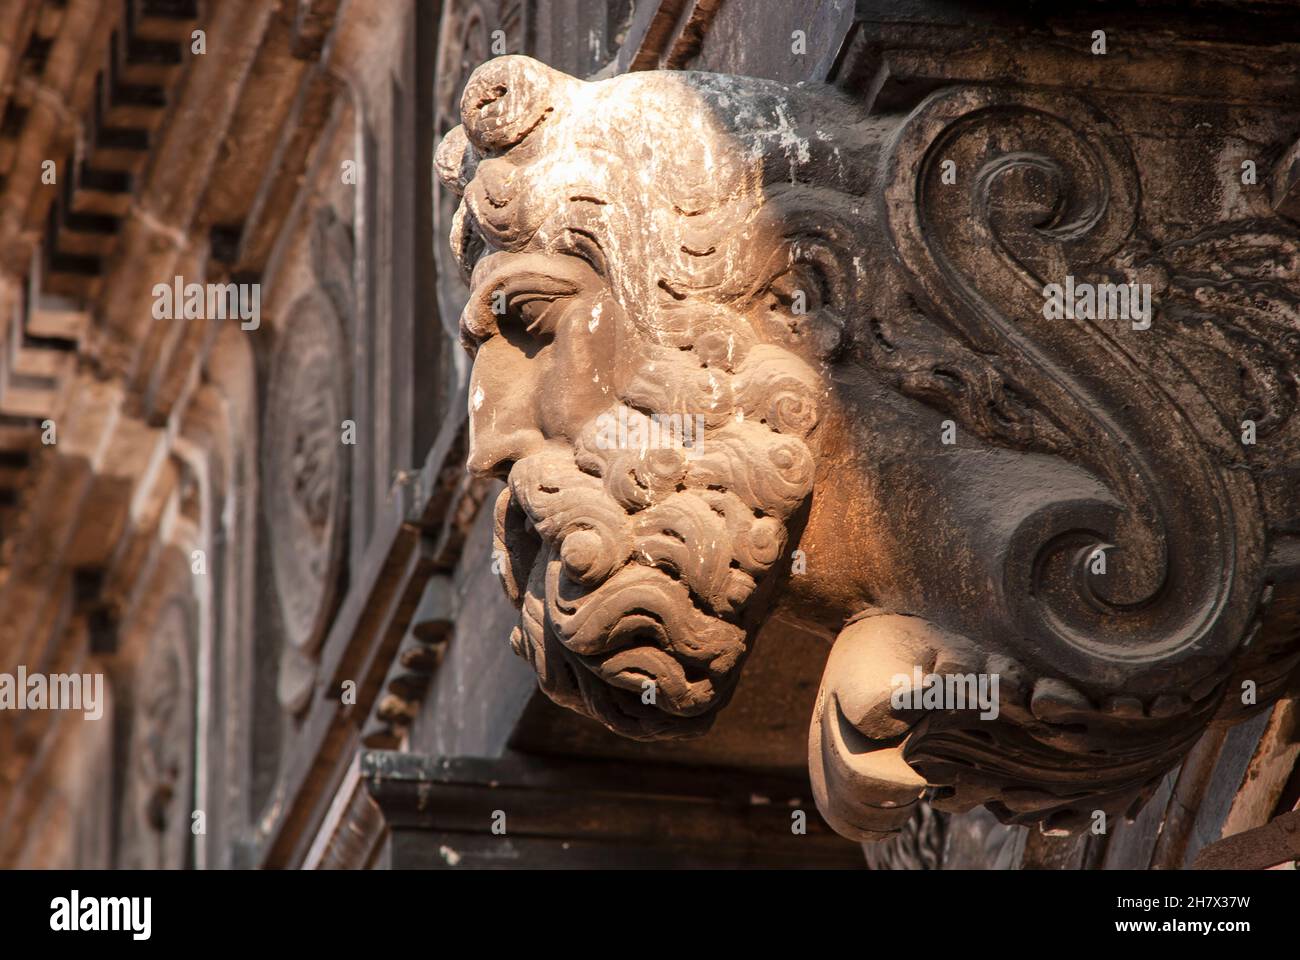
[883,88,1265,693]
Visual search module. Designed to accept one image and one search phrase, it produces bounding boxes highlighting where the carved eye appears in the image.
[463,255,586,353]
[502,290,568,342]
[475,274,580,349]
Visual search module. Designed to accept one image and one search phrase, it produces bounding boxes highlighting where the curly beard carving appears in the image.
[494,341,821,739]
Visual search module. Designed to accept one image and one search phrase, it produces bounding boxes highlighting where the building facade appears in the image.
[0,0,1297,870]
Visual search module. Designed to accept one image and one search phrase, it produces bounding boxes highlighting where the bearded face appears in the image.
[460,249,821,739]
[431,51,1300,847]
[437,58,837,740]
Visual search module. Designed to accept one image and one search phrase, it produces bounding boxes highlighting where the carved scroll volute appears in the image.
[265,209,352,714]
[882,87,1265,698]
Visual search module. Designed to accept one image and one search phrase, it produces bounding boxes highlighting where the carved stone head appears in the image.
[435,56,864,740]
[436,56,1300,841]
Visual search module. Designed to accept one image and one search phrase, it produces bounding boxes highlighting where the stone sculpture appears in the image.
[435,55,1300,842]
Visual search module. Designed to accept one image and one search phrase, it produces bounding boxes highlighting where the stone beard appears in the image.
[491,339,820,740]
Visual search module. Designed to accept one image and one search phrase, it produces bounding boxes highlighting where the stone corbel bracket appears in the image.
[433,48,1300,843]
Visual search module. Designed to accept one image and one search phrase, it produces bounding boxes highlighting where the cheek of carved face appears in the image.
[464,258,620,478]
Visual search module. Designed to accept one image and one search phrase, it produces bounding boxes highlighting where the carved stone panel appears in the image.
[264,209,353,713]
[123,596,195,870]
[434,54,1300,844]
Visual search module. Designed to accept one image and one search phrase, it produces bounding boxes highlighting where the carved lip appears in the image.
[494,486,542,608]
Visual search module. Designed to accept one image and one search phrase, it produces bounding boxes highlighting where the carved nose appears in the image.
[466,423,547,480]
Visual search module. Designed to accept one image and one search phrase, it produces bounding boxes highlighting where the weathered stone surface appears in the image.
[435,45,1300,844]
[3,0,1300,872]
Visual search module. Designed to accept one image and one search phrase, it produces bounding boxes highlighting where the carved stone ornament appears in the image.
[434,56,1300,842]
[434,0,530,346]
[265,208,353,713]
[126,597,195,870]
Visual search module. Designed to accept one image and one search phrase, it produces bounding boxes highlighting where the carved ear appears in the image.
[458,54,571,154]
